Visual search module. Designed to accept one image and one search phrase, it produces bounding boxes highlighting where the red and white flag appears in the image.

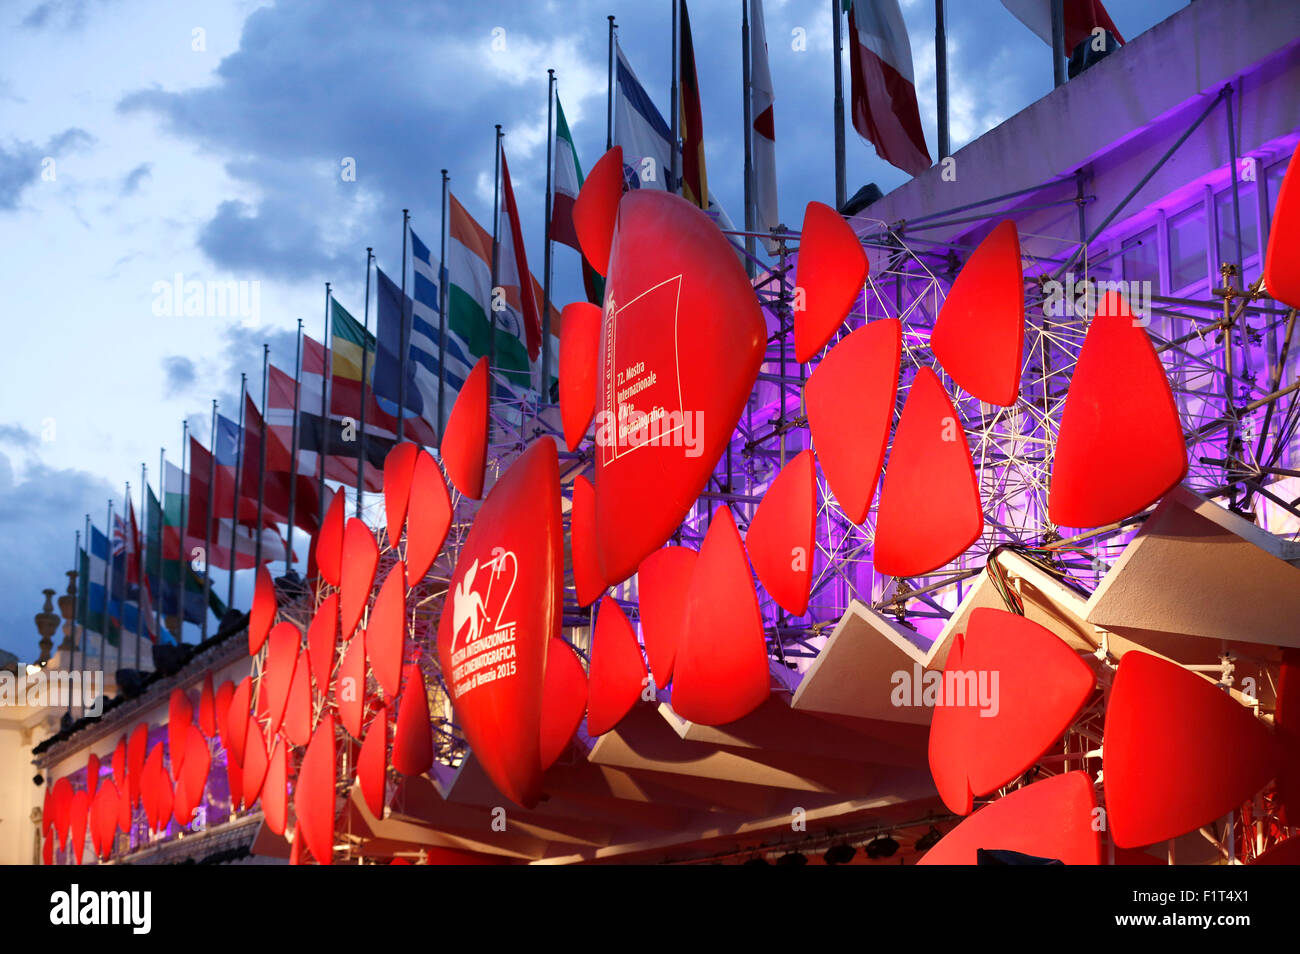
[846,0,932,177]
[749,0,779,253]
[1001,0,1124,53]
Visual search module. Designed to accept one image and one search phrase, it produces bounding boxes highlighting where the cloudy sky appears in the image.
[0,0,1190,662]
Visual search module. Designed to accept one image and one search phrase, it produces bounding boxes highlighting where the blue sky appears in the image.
[0,0,1190,661]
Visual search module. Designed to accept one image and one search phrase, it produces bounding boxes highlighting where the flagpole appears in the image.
[742,0,756,279]
[670,0,680,195]
[542,69,556,404]
[81,513,90,683]
[156,446,165,645]
[71,523,83,721]
[438,170,450,433]
[137,462,146,669]
[490,125,503,387]
[832,0,846,210]
[398,212,410,445]
[202,399,217,642]
[287,318,303,577]
[104,497,114,679]
[1050,0,1066,87]
[318,284,331,531]
[256,344,269,568]
[179,418,189,643]
[229,373,246,608]
[935,0,950,158]
[607,16,617,151]
[357,247,373,516]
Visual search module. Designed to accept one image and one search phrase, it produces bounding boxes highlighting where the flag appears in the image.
[241,391,319,535]
[749,0,780,254]
[212,412,260,523]
[119,501,158,642]
[677,0,707,210]
[161,467,229,626]
[846,0,932,177]
[265,362,323,529]
[187,435,288,570]
[78,528,115,649]
[1000,0,1124,53]
[498,146,543,389]
[550,97,605,305]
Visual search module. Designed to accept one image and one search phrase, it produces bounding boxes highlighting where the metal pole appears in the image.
[137,462,146,669]
[155,446,164,644]
[256,344,269,568]
[202,400,216,642]
[742,0,756,278]
[542,69,556,402]
[490,125,503,381]
[832,0,846,209]
[607,16,616,151]
[179,419,188,642]
[229,372,246,608]
[286,318,302,576]
[438,170,450,433]
[357,247,373,515]
[671,0,680,195]
[935,0,950,159]
[1050,0,1066,88]
[398,211,410,443]
[318,284,331,530]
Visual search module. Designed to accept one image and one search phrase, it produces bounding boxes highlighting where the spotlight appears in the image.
[865,834,899,859]
[914,826,942,852]
[823,843,857,865]
[775,851,807,866]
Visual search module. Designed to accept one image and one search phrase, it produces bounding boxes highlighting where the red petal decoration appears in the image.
[594,190,766,584]
[295,714,336,866]
[226,749,245,813]
[569,474,605,607]
[586,596,648,736]
[559,301,601,450]
[572,145,623,276]
[367,562,406,700]
[637,546,697,690]
[284,657,313,748]
[197,672,217,738]
[86,753,100,799]
[917,772,1101,865]
[358,706,388,818]
[127,722,147,807]
[337,634,366,740]
[874,367,983,577]
[263,621,300,739]
[1277,649,1300,826]
[174,725,211,827]
[227,677,252,767]
[214,681,234,755]
[168,688,193,781]
[1252,836,1300,865]
[263,738,288,836]
[929,608,1095,815]
[1263,142,1300,310]
[1049,291,1187,528]
[440,356,489,500]
[316,489,346,586]
[804,318,900,524]
[249,564,276,655]
[155,771,173,834]
[929,219,1024,406]
[51,777,73,850]
[340,517,379,640]
[382,440,420,547]
[116,771,131,834]
[745,449,816,616]
[1104,651,1280,849]
[436,439,561,808]
[69,790,88,864]
[307,593,339,692]
[90,780,118,860]
[794,200,869,362]
[405,450,452,585]
[242,720,270,807]
[141,743,165,830]
[672,507,769,726]
[540,638,588,770]
[111,735,127,792]
[392,664,433,777]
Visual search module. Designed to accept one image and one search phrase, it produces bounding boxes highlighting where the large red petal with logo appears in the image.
[928,608,1095,816]
[316,489,346,587]
[382,440,420,548]
[296,714,336,865]
[540,638,587,770]
[594,191,766,584]
[637,546,696,689]
[929,219,1024,406]
[672,507,769,726]
[794,200,869,362]
[560,301,602,450]
[406,450,452,586]
[441,356,489,500]
[874,367,983,577]
[358,706,388,817]
[366,562,406,700]
[804,319,900,525]
[168,688,193,781]
[436,438,561,808]
[249,564,276,655]
[263,737,288,836]
[393,666,434,777]
[340,518,379,639]
[569,474,605,607]
[746,449,816,616]
[263,621,300,739]
[917,772,1101,865]
[1263,142,1300,310]
[337,634,365,740]
[307,593,339,692]
[242,719,270,808]
[226,677,252,767]
[572,145,623,276]
[1049,291,1187,528]
[586,596,648,737]
[1104,651,1280,849]
[197,672,217,738]
[284,658,313,748]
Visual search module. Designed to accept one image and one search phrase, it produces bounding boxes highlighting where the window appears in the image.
[1167,205,1208,292]
[1214,184,1259,280]
[1120,228,1159,287]
[1266,157,1290,228]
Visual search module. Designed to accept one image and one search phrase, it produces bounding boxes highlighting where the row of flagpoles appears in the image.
[62,0,1127,683]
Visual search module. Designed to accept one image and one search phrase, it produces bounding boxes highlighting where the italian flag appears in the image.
[550,97,604,305]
